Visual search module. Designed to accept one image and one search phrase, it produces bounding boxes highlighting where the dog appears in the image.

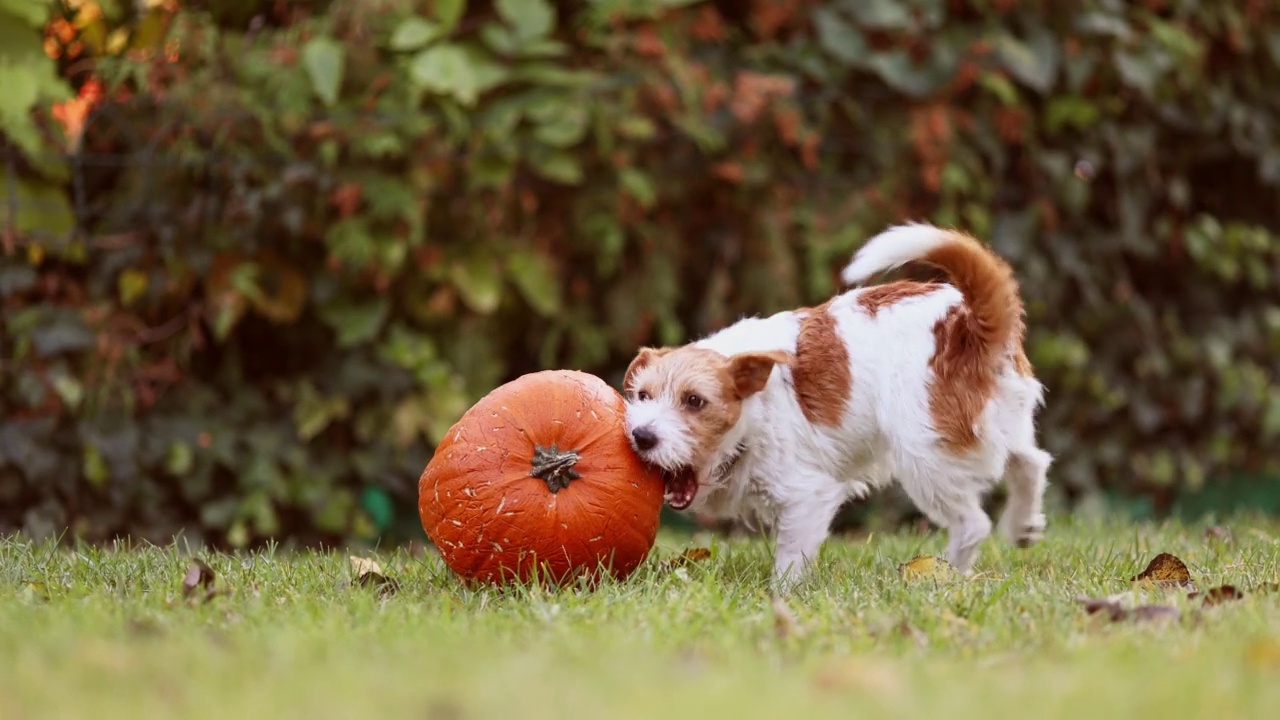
[622,222,1051,590]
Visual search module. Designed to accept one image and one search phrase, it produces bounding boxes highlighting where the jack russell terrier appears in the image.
[622,222,1051,590]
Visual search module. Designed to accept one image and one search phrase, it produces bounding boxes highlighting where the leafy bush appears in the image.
[3,0,1280,546]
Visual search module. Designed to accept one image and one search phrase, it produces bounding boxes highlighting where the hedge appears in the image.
[3,0,1280,547]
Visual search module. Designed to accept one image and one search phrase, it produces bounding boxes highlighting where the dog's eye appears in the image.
[636,390,651,401]
[685,394,705,410]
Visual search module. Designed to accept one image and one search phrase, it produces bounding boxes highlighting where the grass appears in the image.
[3,515,1280,720]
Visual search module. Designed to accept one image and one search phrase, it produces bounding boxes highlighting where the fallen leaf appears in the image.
[813,658,904,696]
[126,617,164,637]
[1131,552,1196,590]
[1193,585,1245,607]
[1078,596,1128,622]
[772,596,804,640]
[897,555,956,581]
[19,580,49,603]
[1204,526,1232,542]
[350,555,400,597]
[182,559,218,603]
[897,620,929,648]
[1245,637,1280,668]
[350,555,384,576]
[1077,596,1180,625]
[660,547,712,571]
[1130,605,1181,625]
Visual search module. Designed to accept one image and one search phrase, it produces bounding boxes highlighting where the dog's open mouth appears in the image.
[662,467,698,511]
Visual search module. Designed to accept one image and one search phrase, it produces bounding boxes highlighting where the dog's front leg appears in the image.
[770,486,844,593]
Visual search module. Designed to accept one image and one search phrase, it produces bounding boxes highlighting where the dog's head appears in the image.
[621,345,791,510]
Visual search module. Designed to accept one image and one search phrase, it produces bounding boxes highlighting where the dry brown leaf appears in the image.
[1193,585,1245,607]
[1204,526,1232,542]
[771,596,804,640]
[897,620,929,649]
[1078,595,1180,625]
[813,658,904,696]
[182,558,218,603]
[1131,552,1197,590]
[349,555,384,576]
[898,555,956,581]
[1079,596,1128,622]
[20,580,49,603]
[1245,638,1280,668]
[349,555,400,597]
[660,547,712,572]
[1130,605,1181,625]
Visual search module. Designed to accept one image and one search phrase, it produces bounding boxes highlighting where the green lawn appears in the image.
[3,515,1280,720]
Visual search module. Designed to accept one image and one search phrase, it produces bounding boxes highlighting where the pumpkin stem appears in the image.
[529,444,582,493]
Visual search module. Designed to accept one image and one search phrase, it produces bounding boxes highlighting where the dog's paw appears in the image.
[1001,512,1045,548]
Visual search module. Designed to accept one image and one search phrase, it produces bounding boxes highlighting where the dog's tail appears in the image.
[840,222,1024,362]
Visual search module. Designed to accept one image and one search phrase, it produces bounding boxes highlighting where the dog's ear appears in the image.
[728,351,793,399]
[624,347,671,392]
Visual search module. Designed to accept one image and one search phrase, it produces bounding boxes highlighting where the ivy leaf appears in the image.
[845,0,912,30]
[506,248,562,316]
[449,256,503,314]
[0,15,71,162]
[117,268,149,306]
[432,0,466,32]
[995,30,1060,94]
[292,382,351,442]
[0,178,74,238]
[243,256,309,324]
[82,445,108,488]
[813,7,868,67]
[410,43,508,106]
[533,103,588,147]
[529,149,583,184]
[30,307,94,357]
[865,49,945,98]
[496,0,555,43]
[0,0,51,26]
[618,167,657,208]
[389,17,442,51]
[302,37,345,106]
[318,297,390,347]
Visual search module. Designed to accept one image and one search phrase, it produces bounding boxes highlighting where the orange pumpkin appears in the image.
[418,370,664,586]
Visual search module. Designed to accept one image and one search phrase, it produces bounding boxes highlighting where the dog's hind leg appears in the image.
[896,466,993,575]
[997,447,1051,548]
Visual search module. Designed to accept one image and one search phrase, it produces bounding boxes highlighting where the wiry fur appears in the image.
[623,222,1052,591]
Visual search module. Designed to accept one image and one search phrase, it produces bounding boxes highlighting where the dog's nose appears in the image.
[631,426,658,451]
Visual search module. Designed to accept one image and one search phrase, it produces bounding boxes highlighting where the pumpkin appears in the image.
[418,370,665,586]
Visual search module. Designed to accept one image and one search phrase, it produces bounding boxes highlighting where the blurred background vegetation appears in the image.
[3,0,1280,549]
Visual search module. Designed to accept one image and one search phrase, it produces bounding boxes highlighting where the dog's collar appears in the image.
[710,441,748,481]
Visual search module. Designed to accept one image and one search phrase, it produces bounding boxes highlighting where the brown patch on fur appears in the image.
[1013,347,1034,376]
[928,305,996,451]
[921,230,1026,451]
[793,303,852,426]
[855,281,941,316]
[920,232,1023,366]
[626,347,789,469]
[729,350,791,399]
[624,346,671,392]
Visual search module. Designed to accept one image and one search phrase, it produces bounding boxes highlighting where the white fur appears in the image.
[841,222,955,285]
[625,223,1052,593]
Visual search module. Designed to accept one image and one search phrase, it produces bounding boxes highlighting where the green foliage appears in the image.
[3,0,1280,546]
